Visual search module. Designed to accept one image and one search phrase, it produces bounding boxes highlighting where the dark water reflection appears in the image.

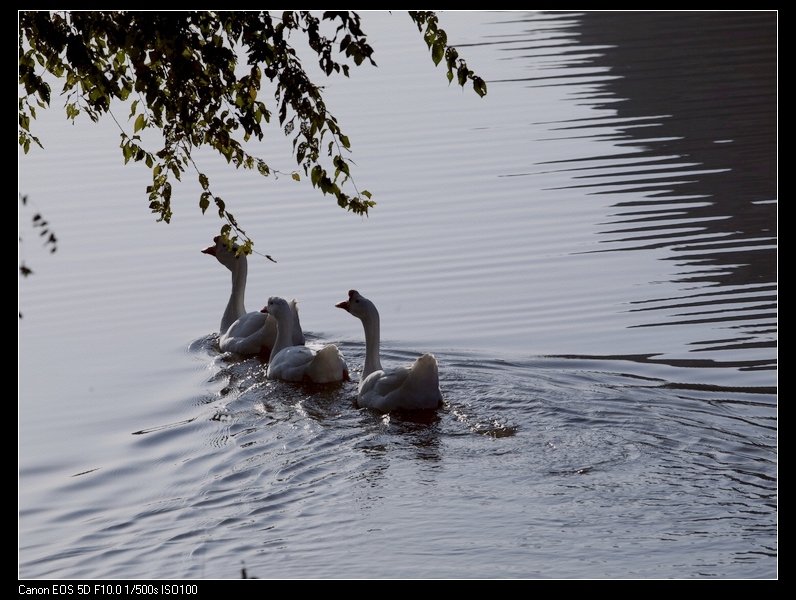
[483,11,776,369]
[581,12,776,359]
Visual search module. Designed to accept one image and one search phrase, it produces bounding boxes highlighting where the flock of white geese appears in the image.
[202,236,443,412]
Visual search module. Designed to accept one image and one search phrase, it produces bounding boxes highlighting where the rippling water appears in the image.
[19,12,776,578]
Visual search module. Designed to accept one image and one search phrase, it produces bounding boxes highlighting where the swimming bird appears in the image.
[336,290,442,411]
[263,296,348,383]
[202,236,304,355]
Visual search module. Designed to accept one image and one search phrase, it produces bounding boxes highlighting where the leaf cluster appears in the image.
[19,11,484,254]
[18,194,57,280]
[409,12,487,98]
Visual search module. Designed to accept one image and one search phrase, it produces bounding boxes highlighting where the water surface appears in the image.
[19,11,776,578]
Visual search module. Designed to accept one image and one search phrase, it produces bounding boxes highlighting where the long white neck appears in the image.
[220,256,247,333]
[361,307,382,378]
[270,308,294,359]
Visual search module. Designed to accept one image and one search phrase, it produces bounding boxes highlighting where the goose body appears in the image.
[336,290,442,412]
[264,296,348,383]
[202,236,304,355]
[218,299,301,355]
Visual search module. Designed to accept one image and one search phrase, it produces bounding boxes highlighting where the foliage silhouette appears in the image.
[19,11,486,256]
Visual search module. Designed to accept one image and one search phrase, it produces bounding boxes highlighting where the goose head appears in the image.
[202,236,243,271]
[261,296,290,319]
[336,289,376,320]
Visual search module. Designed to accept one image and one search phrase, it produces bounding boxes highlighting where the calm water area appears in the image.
[18,12,776,578]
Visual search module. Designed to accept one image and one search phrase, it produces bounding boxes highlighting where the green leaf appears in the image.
[473,77,487,98]
[199,192,211,214]
[431,41,444,66]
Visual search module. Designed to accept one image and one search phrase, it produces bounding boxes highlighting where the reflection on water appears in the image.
[482,11,776,370]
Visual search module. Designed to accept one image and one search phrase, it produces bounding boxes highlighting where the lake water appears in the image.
[19,12,776,579]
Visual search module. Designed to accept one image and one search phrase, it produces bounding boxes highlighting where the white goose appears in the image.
[202,236,304,356]
[263,296,348,383]
[336,290,442,412]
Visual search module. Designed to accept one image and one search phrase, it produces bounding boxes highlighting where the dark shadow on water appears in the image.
[487,11,776,368]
